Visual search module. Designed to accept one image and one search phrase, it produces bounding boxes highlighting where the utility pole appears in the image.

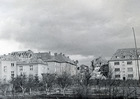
[132,27,140,82]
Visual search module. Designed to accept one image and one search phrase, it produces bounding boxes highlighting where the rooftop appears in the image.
[110,48,140,61]
[36,52,77,65]
[0,50,77,65]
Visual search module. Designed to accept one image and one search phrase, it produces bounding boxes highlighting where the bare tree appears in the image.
[0,83,10,96]
[42,73,56,95]
[27,76,35,95]
[56,72,72,96]
[13,74,28,96]
[73,71,92,98]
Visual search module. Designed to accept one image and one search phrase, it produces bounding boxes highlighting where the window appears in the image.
[11,71,14,78]
[115,68,120,72]
[128,74,133,79]
[11,63,14,67]
[11,71,14,74]
[19,66,23,71]
[127,61,132,65]
[127,68,133,72]
[30,65,33,71]
[114,62,120,65]
[4,66,7,72]
[122,56,125,58]
[77,67,79,70]
[115,56,119,58]
[115,75,120,78]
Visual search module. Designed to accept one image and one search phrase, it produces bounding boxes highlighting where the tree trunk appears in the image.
[4,90,7,96]
[12,88,15,99]
[29,88,32,95]
[46,88,49,95]
[84,86,88,97]
[109,85,112,98]
[62,88,65,96]
[21,87,26,96]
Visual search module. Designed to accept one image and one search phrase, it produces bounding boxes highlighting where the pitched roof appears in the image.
[35,52,52,61]
[110,48,140,61]
[0,50,77,65]
[36,52,76,65]
[17,58,47,65]
[0,51,47,65]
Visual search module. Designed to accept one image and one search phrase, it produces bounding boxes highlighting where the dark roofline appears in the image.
[17,62,47,65]
[109,58,140,62]
[46,60,77,66]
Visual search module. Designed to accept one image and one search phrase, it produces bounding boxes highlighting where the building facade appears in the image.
[109,48,140,80]
[0,50,78,82]
[36,52,78,75]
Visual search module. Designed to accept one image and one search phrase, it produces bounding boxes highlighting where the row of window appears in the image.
[115,67,133,72]
[115,74,133,79]
[114,61,132,65]
[115,55,140,59]
[19,65,33,71]
[3,65,34,73]
[5,71,36,79]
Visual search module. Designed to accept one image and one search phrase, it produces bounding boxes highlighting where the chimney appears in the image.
[49,51,51,55]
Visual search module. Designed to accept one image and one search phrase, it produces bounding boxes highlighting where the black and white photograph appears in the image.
[0,0,140,99]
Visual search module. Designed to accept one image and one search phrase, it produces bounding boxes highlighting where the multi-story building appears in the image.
[109,48,140,80]
[0,50,78,82]
[0,50,48,82]
[35,52,78,75]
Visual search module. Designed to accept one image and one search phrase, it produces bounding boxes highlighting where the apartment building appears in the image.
[0,50,78,82]
[35,52,78,75]
[0,50,48,82]
[109,48,140,80]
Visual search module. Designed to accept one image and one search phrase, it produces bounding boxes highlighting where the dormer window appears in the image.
[115,56,119,58]
[122,56,125,58]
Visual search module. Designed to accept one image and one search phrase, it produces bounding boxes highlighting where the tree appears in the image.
[79,71,92,96]
[33,74,40,91]
[42,73,56,95]
[13,74,28,96]
[56,72,72,96]
[26,76,35,95]
[0,83,10,96]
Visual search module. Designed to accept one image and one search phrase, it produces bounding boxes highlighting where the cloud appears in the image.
[0,0,140,65]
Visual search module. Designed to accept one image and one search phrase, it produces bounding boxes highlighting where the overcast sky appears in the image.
[0,0,140,65]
